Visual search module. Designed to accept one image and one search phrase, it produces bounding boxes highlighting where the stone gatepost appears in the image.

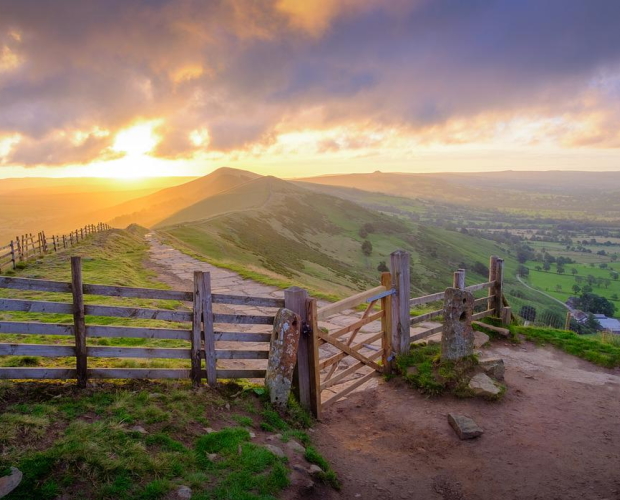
[265,308,301,408]
[441,287,475,361]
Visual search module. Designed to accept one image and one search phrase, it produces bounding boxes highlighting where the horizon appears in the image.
[1,1,620,179]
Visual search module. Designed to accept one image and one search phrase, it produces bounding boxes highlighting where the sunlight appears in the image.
[112,122,160,156]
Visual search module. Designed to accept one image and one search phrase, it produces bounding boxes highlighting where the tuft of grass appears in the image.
[513,325,620,368]
[304,446,341,490]
[397,344,484,398]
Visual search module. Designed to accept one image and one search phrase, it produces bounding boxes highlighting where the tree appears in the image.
[610,271,619,280]
[543,261,551,271]
[612,293,619,301]
[556,262,565,274]
[517,265,529,277]
[361,240,373,256]
[535,266,542,272]
[571,268,578,275]
[585,313,601,332]
[363,223,375,234]
[358,227,368,239]
[377,261,389,273]
[519,305,537,322]
[555,284,563,292]
[572,284,581,295]
[575,292,616,317]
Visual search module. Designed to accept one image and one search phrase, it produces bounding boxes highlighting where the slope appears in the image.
[157,174,518,300]
[96,167,260,228]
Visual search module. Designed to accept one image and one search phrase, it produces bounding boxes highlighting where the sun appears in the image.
[112,122,160,156]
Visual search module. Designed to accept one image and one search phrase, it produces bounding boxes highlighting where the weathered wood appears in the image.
[0,343,75,357]
[471,309,494,320]
[488,256,504,317]
[410,324,443,342]
[87,346,191,359]
[0,321,73,336]
[213,331,271,342]
[10,240,15,269]
[502,306,512,326]
[83,283,193,301]
[265,308,301,408]
[410,309,443,325]
[285,287,310,410]
[327,310,384,341]
[318,330,383,372]
[0,368,77,379]
[474,295,493,307]
[213,314,275,325]
[390,250,411,355]
[89,368,190,379]
[316,285,386,321]
[0,276,72,293]
[380,272,393,374]
[200,272,217,386]
[85,304,192,322]
[215,369,266,379]
[212,294,285,308]
[464,281,494,293]
[319,331,384,368]
[307,298,321,419]
[0,298,72,315]
[85,325,191,340]
[409,291,445,307]
[321,350,382,391]
[322,370,377,409]
[71,257,87,387]
[216,350,269,359]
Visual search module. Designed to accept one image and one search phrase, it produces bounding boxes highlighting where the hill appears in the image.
[96,167,260,229]
[156,173,521,300]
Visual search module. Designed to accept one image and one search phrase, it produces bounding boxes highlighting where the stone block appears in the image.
[448,414,483,440]
[441,288,475,361]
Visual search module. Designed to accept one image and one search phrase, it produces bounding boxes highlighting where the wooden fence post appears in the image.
[191,272,203,386]
[285,286,310,410]
[71,256,87,387]
[488,256,504,318]
[41,231,47,253]
[201,272,217,386]
[453,269,466,290]
[306,297,321,418]
[9,241,16,269]
[390,250,411,357]
[380,272,393,374]
[62,235,67,249]
[52,235,57,252]
[15,236,21,262]
[70,232,74,246]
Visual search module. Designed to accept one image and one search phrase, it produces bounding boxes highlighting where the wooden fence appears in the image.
[0,223,111,272]
[0,257,283,386]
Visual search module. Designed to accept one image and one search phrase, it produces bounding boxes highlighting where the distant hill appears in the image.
[100,167,260,228]
[297,170,620,220]
[156,170,518,299]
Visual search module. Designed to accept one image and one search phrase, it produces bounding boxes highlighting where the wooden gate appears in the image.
[308,273,393,418]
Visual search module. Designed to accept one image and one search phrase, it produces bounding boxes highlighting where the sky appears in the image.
[1,0,620,179]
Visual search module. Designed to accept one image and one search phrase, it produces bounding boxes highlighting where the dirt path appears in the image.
[312,339,620,500]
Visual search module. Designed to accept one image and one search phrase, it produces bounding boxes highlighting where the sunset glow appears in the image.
[0,1,619,178]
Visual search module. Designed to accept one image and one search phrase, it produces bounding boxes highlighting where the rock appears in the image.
[265,308,301,408]
[473,331,490,349]
[448,414,483,440]
[264,444,286,458]
[224,403,230,411]
[129,425,147,434]
[468,373,501,397]
[176,485,192,499]
[204,427,215,434]
[249,431,256,438]
[308,464,323,476]
[286,440,305,453]
[0,467,22,498]
[148,393,163,399]
[441,288,475,360]
[207,453,218,461]
[479,357,505,380]
[266,433,282,441]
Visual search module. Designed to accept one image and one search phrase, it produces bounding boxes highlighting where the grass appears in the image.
[513,325,620,368]
[395,344,497,399]
[0,228,196,370]
[0,379,332,500]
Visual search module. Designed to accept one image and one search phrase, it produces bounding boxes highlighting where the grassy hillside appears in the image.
[158,176,522,301]
[100,168,260,229]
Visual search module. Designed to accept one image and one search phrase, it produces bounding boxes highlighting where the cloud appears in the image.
[1,0,620,168]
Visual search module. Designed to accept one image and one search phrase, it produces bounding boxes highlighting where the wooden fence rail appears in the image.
[0,223,112,272]
[0,257,282,386]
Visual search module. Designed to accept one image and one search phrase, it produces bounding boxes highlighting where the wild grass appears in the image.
[513,325,620,368]
[0,380,330,500]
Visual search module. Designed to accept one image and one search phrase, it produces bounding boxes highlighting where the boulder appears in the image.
[441,288,475,360]
[473,331,490,349]
[0,467,22,498]
[468,373,501,397]
[447,414,483,440]
[264,444,286,458]
[479,357,505,380]
[308,464,324,476]
[286,440,305,453]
